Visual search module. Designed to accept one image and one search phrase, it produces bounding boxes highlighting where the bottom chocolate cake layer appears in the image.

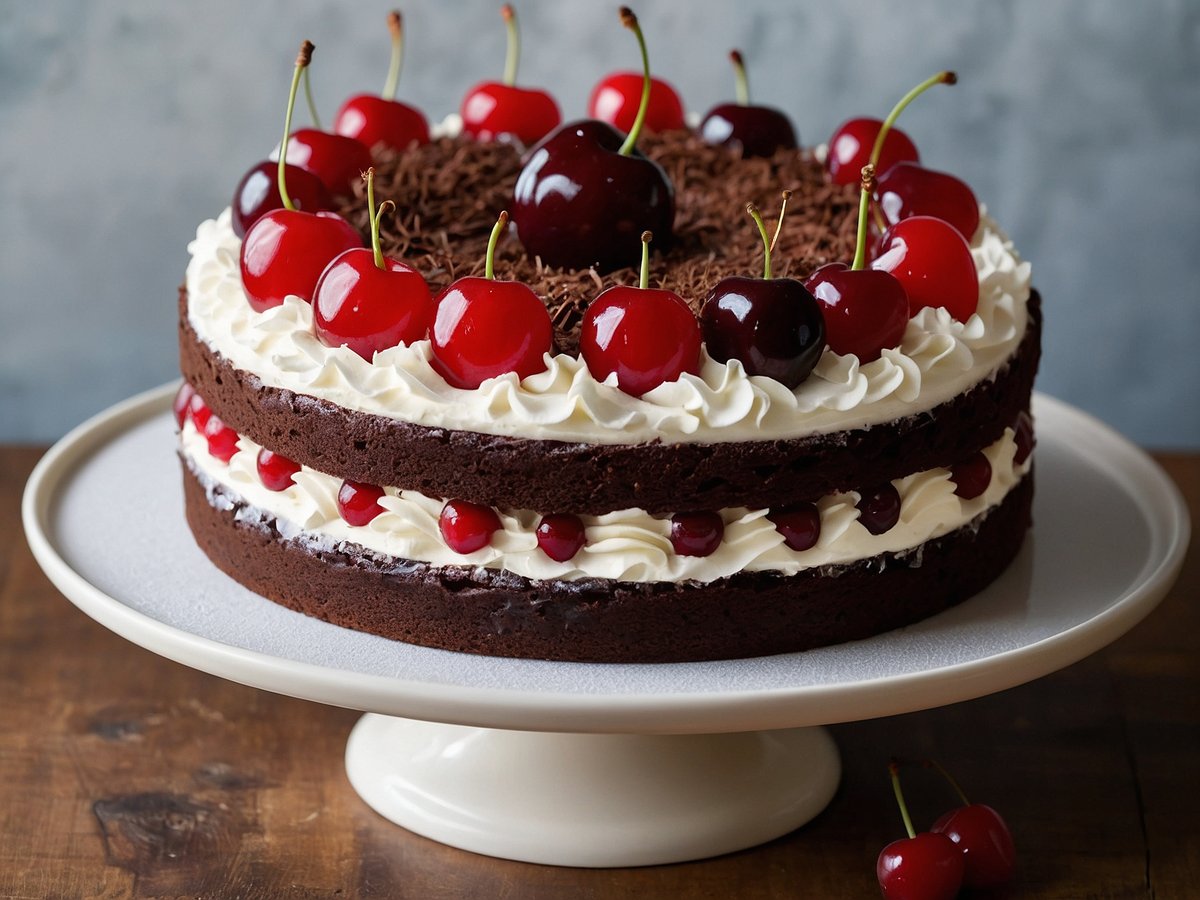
[182,464,1035,663]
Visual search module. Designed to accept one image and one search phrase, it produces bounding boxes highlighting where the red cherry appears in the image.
[173,382,195,429]
[256,448,301,492]
[770,502,821,551]
[877,832,965,900]
[231,160,333,238]
[188,393,212,432]
[1013,410,1035,464]
[857,483,901,535]
[876,161,980,242]
[333,12,430,155]
[950,452,992,500]
[589,72,685,135]
[461,5,561,145]
[826,117,918,186]
[535,514,587,562]
[202,414,239,463]
[932,803,1017,889]
[439,499,502,554]
[430,211,553,389]
[804,262,908,362]
[274,128,374,199]
[670,512,724,557]
[872,215,978,321]
[337,480,386,526]
[240,208,363,312]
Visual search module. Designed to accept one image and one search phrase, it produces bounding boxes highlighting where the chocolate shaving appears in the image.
[342,130,860,353]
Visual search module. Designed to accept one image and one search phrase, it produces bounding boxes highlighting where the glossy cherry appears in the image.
[274,128,374,200]
[932,804,1017,889]
[314,169,433,360]
[256,448,302,492]
[827,117,918,186]
[950,451,992,500]
[701,195,825,388]
[439,499,502,554]
[804,165,909,362]
[430,211,553,389]
[173,382,195,429]
[1012,410,1034,464]
[536,514,587,562]
[333,11,430,155]
[670,512,724,557]
[461,5,561,145]
[202,414,239,463]
[231,160,333,238]
[875,161,980,241]
[699,50,796,158]
[877,761,965,900]
[337,480,386,526]
[770,501,821,551]
[872,215,978,321]
[580,231,701,397]
[512,8,675,272]
[242,42,364,312]
[857,482,901,535]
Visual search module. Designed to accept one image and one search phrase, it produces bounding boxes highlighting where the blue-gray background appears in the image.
[2,0,1198,447]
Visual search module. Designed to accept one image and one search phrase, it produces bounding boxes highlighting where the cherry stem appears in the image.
[501,4,520,87]
[382,10,405,100]
[278,41,314,213]
[729,50,750,106]
[364,169,392,270]
[768,189,792,255]
[868,70,957,171]
[746,204,772,280]
[889,760,918,840]
[851,164,875,271]
[617,7,651,157]
[485,211,509,281]
[638,230,652,290]
[924,758,972,806]
[303,67,323,130]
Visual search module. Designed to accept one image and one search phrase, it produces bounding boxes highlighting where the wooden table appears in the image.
[1,446,1195,898]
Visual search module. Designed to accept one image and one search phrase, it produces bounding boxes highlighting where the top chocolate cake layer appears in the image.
[342,130,860,352]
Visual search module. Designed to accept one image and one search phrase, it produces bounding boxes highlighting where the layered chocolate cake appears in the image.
[177,27,1038,662]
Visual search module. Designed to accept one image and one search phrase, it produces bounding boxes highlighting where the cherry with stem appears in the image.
[876,761,965,900]
[699,50,797,158]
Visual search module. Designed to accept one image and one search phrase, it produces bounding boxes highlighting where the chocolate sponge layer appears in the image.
[180,290,1040,517]
[182,463,1034,664]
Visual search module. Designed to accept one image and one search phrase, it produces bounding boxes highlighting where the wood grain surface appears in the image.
[1,447,1195,899]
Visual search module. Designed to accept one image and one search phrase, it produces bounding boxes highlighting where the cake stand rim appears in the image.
[21,382,1190,735]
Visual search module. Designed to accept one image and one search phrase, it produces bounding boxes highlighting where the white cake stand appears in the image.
[22,384,1189,867]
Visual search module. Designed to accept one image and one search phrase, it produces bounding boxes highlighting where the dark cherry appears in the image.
[876,161,980,241]
[173,382,195,429]
[804,261,908,362]
[337,480,386,526]
[314,169,433,360]
[430,211,554,389]
[701,198,825,387]
[256,448,302,492]
[536,514,587,562]
[872,215,978,321]
[877,760,965,900]
[588,74,685,135]
[857,483,901,535]
[580,231,701,397]
[439,499,502,554]
[770,502,821,552]
[333,12,430,154]
[950,452,992,500]
[241,209,363,311]
[461,4,561,145]
[202,414,239,463]
[670,512,724,557]
[699,50,796,158]
[827,117,918,186]
[231,160,333,238]
[932,804,1017,889]
[1012,410,1034,464]
[512,8,674,272]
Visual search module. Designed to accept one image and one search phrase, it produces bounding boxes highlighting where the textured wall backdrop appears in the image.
[2,0,1198,446]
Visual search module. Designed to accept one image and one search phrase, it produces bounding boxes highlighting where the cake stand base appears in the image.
[344,714,840,867]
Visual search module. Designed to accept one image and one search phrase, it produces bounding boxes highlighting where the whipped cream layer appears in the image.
[185,206,1031,445]
[181,422,1031,585]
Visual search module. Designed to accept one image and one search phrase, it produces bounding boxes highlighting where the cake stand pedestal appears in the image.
[22,385,1189,867]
